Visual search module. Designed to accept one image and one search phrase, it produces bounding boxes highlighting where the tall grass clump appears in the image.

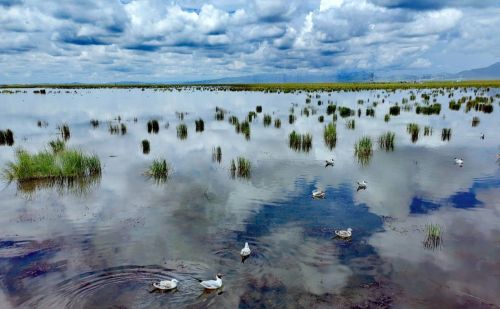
[59,124,71,141]
[195,118,205,132]
[354,136,373,166]
[416,104,441,115]
[384,114,390,122]
[318,115,324,123]
[346,119,355,130]
[289,131,313,152]
[389,105,400,116]
[289,114,296,124]
[239,120,251,140]
[142,139,150,154]
[424,126,432,136]
[423,223,442,250]
[407,123,420,143]
[378,132,395,151]
[147,120,160,134]
[323,123,337,149]
[90,119,99,128]
[338,106,354,118]
[449,100,460,111]
[146,159,169,183]
[212,146,222,163]
[0,129,14,146]
[230,157,251,179]
[441,128,451,141]
[49,139,65,153]
[228,115,239,126]
[326,104,337,115]
[256,105,262,113]
[263,114,272,127]
[247,111,257,122]
[366,107,375,117]
[215,107,225,120]
[3,143,101,182]
[472,116,480,127]
[176,123,188,140]
[274,118,281,128]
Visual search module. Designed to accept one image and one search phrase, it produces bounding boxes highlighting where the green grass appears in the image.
[59,123,70,140]
[323,123,337,149]
[274,118,281,128]
[195,118,205,132]
[472,116,480,127]
[346,119,355,130]
[407,123,420,143]
[146,159,169,183]
[389,105,400,116]
[424,223,442,249]
[176,123,188,140]
[239,120,251,139]
[416,103,441,115]
[449,100,461,110]
[230,157,251,178]
[384,114,390,122]
[142,139,150,154]
[49,139,65,153]
[289,131,313,152]
[212,146,222,163]
[3,144,101,182]
[263,114,272,127]
[378,132,395,151]
[354,136,373,166]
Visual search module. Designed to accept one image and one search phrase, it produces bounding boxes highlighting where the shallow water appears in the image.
[0,88,499,308]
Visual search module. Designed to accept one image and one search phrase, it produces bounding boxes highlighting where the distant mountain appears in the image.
[453,62,500,80]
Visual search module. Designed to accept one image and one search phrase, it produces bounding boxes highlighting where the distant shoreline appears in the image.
[1,80,500,91]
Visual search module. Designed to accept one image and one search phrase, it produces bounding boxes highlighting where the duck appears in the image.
[240,242,251,257]
[480,133,485,140]
[200,274,223,290]
[152,278,178,290]
[357,180,367,191]
[335,228,352,238]
[454,158,464,166]
[325,158,335,168]
[312,190,326,199]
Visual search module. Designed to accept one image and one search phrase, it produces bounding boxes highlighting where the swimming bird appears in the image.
[357,180,367,191]
[454,158,464,166]
[335,228,352,239]
[480,133,485,139]
[312,190,326,199]
[152,278,178,290]
[200,274,223,290]
[325,158,335,168]
[240,242,251,257]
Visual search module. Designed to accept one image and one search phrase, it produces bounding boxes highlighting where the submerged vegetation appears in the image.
[230,157,251,179]
[289,131,313,152]
[323,123,337,149]
[354,136,373,166]
[378,132,395,151]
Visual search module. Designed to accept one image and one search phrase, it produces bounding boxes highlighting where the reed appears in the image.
[49,139,65,153]
[59,123,71,140]
[0,129,14,146]
[274,118,281,128]
[230,157,251,178]
[90,119,99,128]
[146,159,169,183]
[441,128,451,141]
[240,120,251,139]
[247,111,257,122]
[263,114,272,127]
[195,118,205,132]
[407,123,420,143]
[378,132,395,151]
[228,115,239,126]
[472,116,480,127]
[423,223,442,249]
[389,105,400,116]
[289,114,296,124]
[449,100,461,111]
[338,106,353,118]
[142,139,150,154]
[289,131,313,152]
[256,105,262,113]
[323,123,337,149]
[326,104,337,115]
[416,103,441,115]
[384,114,390,122]
[346,119,355,130]
[424,126,432,136]
[147,120,160,134]
[176,123,188,140]
[354,136,373,166]
[212,146,222,163]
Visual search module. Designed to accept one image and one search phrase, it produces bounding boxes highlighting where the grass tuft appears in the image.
[176,123,188,140]
[354,136,373,166]
[263,114,272,127]
[289,131,312,152]
[147,120,160,134]
[323,123,337,149]
[195,118,205,132]
[142,139,150,154]
[378,132,395,151]
[424,223,442,250]
[441,128,451,141]
[146,159,169,183]
[406,123,420,143]
[230,157,251,179]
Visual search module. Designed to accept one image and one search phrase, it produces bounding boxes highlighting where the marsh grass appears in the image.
[289,114,296,124]
[90,119,99,128]
[176,123,188,140]
[302,107,310,117]
[146,159,169,183]
[346,119,355,130]
[147,120,160,134]
[142,139,150,154]
[230,157,251,179]
[49,139,65,153]
[59,124,71,141]
[228,115,239,126]
[441,128,451,141]
[472,116,480,127]
[215,107,225,120]
[365,107,375,117]
[289,131,313,152]
[3,145,101,182]
[423,223,442,250]
[323,123,337,149]
[274,118,281,128]
[212,146,222,163]
[416,103,441,115]
[121,123,127,135]
[354,136,373,166]
[424,126,433,136]
[247,111,257,122]
[339,106,354,118]
[326,104,337,115]
[384,114,390,122]
[389,105,400,116]
[195,118,205,132]
[256,105,262,113]
[449,100,461,111]
[239,120,251,139]
[378,132,395,151]
[263,114,272,127]
[407,123,420,143]
[0,129,14,146]
[318,115,324,123]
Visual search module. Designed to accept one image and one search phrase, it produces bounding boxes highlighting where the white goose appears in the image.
[312,190,326,199]
[335,228,352,238]
[325,158,335,167]
[454,158,464,166]
[153,278,178,290]
[200,274,223,290]
[240,242,251,257]
[357,180,367,191]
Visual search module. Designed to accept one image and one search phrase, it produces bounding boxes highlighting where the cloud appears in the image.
[0,0,498,83]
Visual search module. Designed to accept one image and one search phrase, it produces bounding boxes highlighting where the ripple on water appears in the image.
[24,263,220,308]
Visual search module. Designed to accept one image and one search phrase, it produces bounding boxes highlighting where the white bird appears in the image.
[152,278,178,290]
[240,242,251,256]
[312,190,326,199]
[200,274,223,290]
[325,158,334,167]
[357,181,367,191]
[454,158,464,166]
[335,228,352,238]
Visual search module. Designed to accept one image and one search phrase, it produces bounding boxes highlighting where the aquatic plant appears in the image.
[416,104,441,115]
[176,123,188,140]
[441,128,451,141]
[365,108,375,117]
[58,123,71,141]
[0,129,14,146]
[256,105,262,113]
[147,120,160,134]
[338,106,354,118]
[318,115,324,123]
[120,123,127,135]
[230,157,251,179]
[228,115,239,126]
[90,119,99,128]
[449,100,461,111]
[146,159,169,183]
[465,97,493,113]
[302,107,310,117]
[247,111,257,122]
[274,118,281,128]
[346,119,355,130]
[195,118,205,132]
[323,123,337,149]
[407,123,420,143]
[389,105,400,116]
[472,116,480,127]
[378,132,395,151]
[215,107,226,120]
[384,114,390,122]
[142,139,150,154]
[263,114,272,127]
[49,139,65,153]
[354,136,373,166]
[212,146,222,163]
[424,126,432,136]
[326,104,337,115]
[3,144,101,182]
[289,131,312,152]
[423,223,442,250]
[289,114,296,124]
[239,120,251,139]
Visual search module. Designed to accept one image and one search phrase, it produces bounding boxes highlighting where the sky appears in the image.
[0,0,499,83]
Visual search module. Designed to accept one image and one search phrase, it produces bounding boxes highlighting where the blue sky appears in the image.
[0,0,499,83]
